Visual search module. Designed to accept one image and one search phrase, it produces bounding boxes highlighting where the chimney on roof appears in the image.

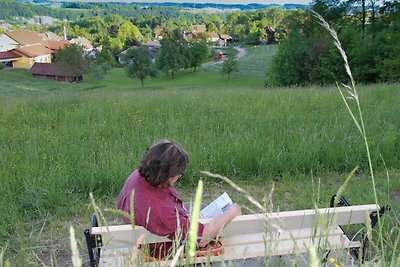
[63,25,67,40]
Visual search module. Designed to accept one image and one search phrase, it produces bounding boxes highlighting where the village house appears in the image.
[143,40,161,61]
[40,31,63,41]
[0,29,70,68]
[219,34,233,46]
[191,24,206,33]
[143,40,161,50]
[39,16,56,25]
[117,40,161,64]
[154,28,163,39]
[0,29,43,52]
[208,31,220,43]
[44,39,70,52]
[30,62,83,83]
[70,36,99,58]
[70,36,93,51]
[0,50,21,67]
[10,44,53,68]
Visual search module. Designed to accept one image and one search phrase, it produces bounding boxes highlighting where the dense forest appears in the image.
[267,0,400,85]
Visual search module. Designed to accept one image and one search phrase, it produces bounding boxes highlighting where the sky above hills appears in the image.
[134,0,311,3]
[72,0,312,4]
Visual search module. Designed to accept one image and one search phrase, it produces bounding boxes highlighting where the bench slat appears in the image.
[92,205,377,266]
[220,226,345,246]
[92,205,377,249]
[98,230,361,267]
[215,204,378,235]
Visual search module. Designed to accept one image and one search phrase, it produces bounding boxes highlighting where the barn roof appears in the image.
[30,63,79,77]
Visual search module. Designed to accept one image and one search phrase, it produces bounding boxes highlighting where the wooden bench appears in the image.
[84,196,386,267]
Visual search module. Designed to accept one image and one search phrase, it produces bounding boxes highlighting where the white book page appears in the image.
[200,192,233,219]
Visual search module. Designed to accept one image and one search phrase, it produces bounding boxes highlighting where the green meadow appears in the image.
[203,45,279,78]
[1,46,399,265]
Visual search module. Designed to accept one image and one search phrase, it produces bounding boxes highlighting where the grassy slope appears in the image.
[0,46,399,265]
[203,45,279,79]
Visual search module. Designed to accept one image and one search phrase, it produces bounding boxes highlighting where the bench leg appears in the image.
[84,228,98,267]
[329,195,389,263]
[84,214,102,267]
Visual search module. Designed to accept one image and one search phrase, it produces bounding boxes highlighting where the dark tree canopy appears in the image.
[221,48,239,78]
[124,46,157,87]
[188,39,209,72]
[53,44,89,77]
[156,29,187,79]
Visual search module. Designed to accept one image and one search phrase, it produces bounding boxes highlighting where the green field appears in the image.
[203,45,279,78]
[0,46,399,265]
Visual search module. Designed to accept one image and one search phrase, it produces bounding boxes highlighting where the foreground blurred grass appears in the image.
[0,68,399,265]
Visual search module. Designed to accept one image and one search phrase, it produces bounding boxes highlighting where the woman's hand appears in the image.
[226,203,242,218]
[198,203,242,247]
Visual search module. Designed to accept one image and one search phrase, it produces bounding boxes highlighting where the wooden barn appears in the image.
[30,62,82,83]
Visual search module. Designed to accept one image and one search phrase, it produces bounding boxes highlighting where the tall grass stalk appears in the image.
[0,245,9,267]
[185,180,203,264]
[69,226,82,267]
[89,192,108,228]
[308,245,320,267]
[334,166,358,206]
[311,9,384,260]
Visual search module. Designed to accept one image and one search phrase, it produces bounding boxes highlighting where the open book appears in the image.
[200,192,233,219]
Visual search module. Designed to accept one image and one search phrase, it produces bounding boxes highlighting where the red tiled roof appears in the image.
[0,51,21,60]
[154,29,163,36]
[12,45,54,58]
[45,40,70,51]
[30,63,79,77]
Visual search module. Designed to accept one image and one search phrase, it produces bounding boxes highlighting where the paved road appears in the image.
[203,46,246,66]
[234,46,246,59]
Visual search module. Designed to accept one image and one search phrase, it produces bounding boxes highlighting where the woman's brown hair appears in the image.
[138,140,189,187]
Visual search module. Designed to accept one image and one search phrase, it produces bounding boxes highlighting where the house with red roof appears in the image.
[44,39,70,52]
[0,50,21,67]
[0,29,70,68]
[11,44,53,68]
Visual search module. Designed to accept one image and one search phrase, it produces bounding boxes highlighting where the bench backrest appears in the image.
[92,204,378,249]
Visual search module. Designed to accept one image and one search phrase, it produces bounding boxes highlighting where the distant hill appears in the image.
[21,0,309,10]
[110,2,309,10]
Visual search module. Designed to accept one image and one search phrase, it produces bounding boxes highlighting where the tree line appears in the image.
[2,0,398,86]
[267,0,400,86]
[1,0,305,48]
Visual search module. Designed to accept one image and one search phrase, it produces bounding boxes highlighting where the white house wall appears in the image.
[34,54,52,63]
[0,34,18,52]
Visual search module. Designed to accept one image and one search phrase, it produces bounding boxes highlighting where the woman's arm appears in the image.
[198,203,241,247]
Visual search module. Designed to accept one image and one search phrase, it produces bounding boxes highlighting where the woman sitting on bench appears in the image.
[117,139,241,260]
